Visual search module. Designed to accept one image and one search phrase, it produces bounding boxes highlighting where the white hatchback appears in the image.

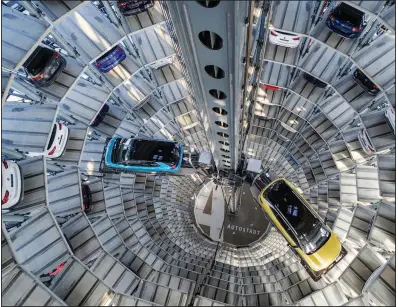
[2,160,23,209]
[269,29,302,48]
[26,122,69,158]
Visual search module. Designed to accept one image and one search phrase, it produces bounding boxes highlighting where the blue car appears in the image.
[326,2,366,39]
[94,45,126,73]
[104,137,183,173]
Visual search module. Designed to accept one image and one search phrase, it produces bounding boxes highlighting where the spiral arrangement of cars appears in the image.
[2,0,156,211]
[266,2,395,154]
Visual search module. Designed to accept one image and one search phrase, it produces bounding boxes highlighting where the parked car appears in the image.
[2,160,23,209]
[258,178,346,280]
[326,2,366,39]
[26,122,69,158]
[117,0,154,16]
[353,68,380,95]
[81,184,92,213]
[385,105,395,135]
[358,128,375,154]
[268,28,301,48]
[23,46,66,87]
[94,45,126,73]
[90,104,110,127]
[104,137,183,173]
[303,73,327,88]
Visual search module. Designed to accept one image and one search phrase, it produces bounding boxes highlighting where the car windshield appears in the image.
[112,138,180,166]
[334,4,363,25]
[25,47,53,76]
[47,124,57,150]
[263,179,330,254]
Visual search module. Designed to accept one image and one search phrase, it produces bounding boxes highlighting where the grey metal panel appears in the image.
[271,1,313,34]
[2,103,57,153]
[61,213,102,264]
[6,208,70,276]
[61,74,111,125]
[376,154,395,198]
[53,2,124,64]
[47,169,83,217]
[2,265,67,306]
[34,1,84,21]
[2,5,49,70]
[352,35,395,90]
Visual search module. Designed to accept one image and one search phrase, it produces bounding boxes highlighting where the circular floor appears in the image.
[194,181,270,246]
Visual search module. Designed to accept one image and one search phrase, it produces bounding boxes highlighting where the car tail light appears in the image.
[270,31,278,36]
[368,146,375,152]
[49,261,67,276]
[95,61,104,67]
[352,27,360,32]
[2,160,8,169]
[58,122,62,130]
[2,190,9,205]
[373,84,379,89]
[292,37,300,41]
[118,1,129,6]
[31,73,45,81]
[116,47,121,52]
[54,52,60,59]
[329,15,335,21]
[170,164,177,169]
[48,146,57,156]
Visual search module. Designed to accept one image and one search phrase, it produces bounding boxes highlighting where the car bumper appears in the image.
[2,163,23,209]
[326,20,361,39]
[34,57,67,88]
[96,52,126,73]
[353,74,379,96]
[269,36,300,48]
[51,126,69,158]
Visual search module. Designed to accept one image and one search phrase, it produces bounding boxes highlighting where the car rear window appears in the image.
[47,124,57,150]
[25,47,54,76]
[97,46,119,61]
[334,4,363,25]
[274,29,296,36]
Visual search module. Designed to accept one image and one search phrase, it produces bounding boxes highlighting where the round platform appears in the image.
[194,181,270,246]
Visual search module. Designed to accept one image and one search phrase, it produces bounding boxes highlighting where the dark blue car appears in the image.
[326,2,366,39]
[94,45,126,73]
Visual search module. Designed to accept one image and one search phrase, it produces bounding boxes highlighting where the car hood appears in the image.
[303,232,342,271]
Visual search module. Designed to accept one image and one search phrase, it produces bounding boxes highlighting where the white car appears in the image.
[358,128,375,155]
[26,122,69,158]
[269,29,302,48]
[2,160,23,209]
[385,105,395,135]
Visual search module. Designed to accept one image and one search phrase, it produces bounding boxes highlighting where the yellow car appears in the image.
[258,178,346,280]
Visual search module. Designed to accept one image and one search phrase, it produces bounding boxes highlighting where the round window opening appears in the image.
[220,148,230,153]
[217,132,229,138]
[212,107,228,116]
[215,121,228,128]
[205,65,225,79]
[219,141,229,146]
[198,31,223,50]
[196,1,220,8]
[209,89,227,100]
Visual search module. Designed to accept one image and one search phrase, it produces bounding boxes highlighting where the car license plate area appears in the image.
[59,135,63,145]
[10,174,14,187]
[281,38,289,42]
